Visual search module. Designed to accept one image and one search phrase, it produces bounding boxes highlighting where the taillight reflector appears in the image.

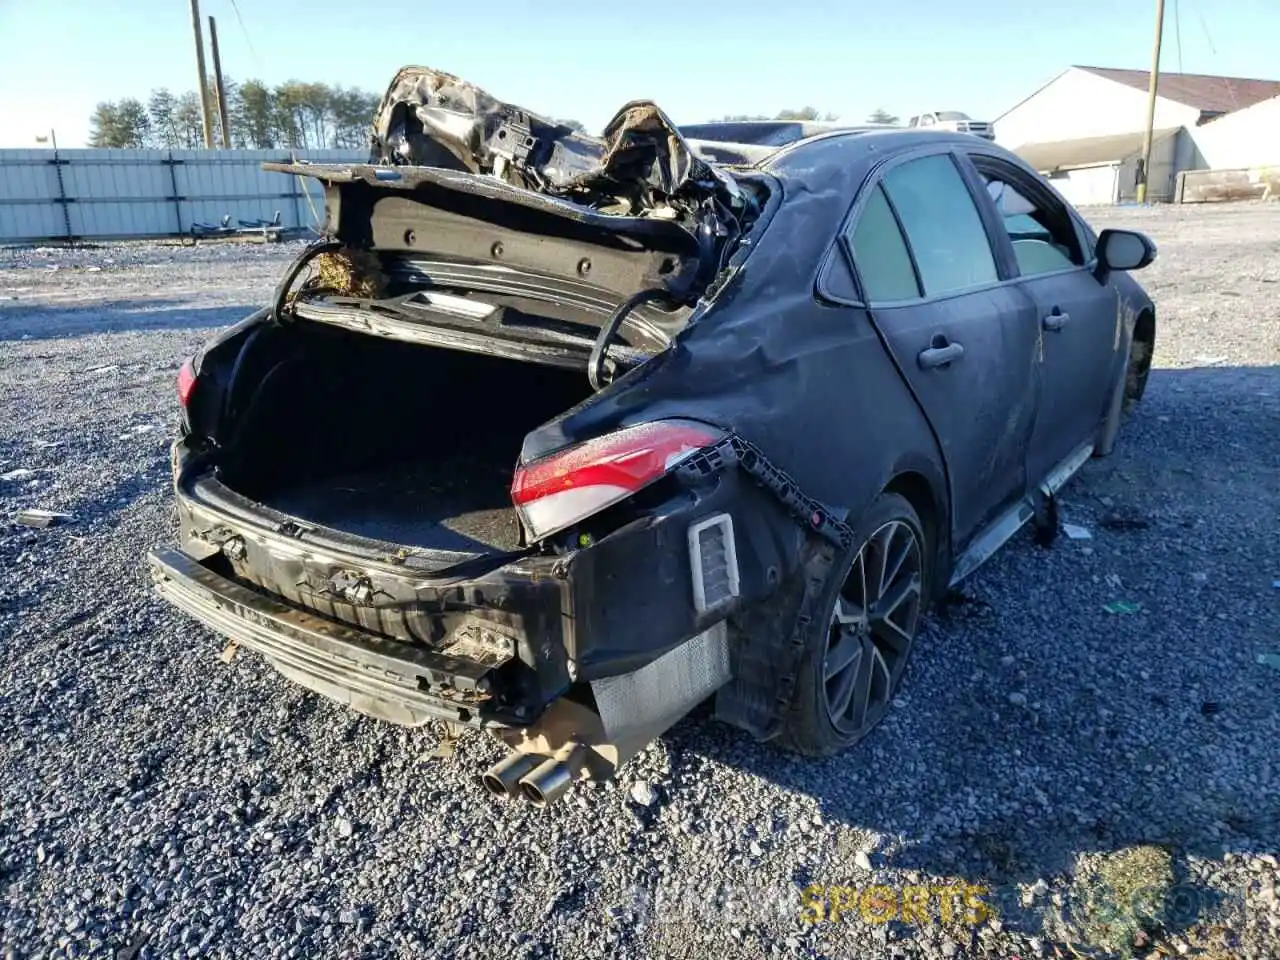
[511,420,723,541]
[176,357,197,408]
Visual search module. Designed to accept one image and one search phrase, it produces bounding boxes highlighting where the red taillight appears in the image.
[176,357,197,408]
[511,419,723,540]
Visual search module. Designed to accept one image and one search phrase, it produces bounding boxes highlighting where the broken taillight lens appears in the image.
[176,356,197,408]
[511,419,724,541]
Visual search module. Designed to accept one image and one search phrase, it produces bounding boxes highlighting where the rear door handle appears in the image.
[1043,309,1070,332]
[918,340,965,369]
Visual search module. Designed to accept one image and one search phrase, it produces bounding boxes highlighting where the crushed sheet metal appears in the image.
[370,65,741,218]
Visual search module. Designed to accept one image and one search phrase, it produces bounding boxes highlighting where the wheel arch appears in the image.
[1127,306,1156,403]
[882,466,949,601]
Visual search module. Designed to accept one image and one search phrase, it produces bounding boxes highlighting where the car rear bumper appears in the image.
[148,546,498,727]
[155,439,801,728]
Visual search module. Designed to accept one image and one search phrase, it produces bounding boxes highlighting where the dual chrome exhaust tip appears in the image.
[480,748,584,808]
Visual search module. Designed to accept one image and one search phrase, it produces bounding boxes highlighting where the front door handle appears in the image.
[918,339,965,369]
[1043,309,1070,332]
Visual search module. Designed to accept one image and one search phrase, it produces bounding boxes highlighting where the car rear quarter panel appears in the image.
[530,145,952,580]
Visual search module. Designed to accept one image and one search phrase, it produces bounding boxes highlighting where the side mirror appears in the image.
[1095,228,1157,278]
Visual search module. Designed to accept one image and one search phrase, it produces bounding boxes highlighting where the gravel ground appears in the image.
[1,205,1278,960]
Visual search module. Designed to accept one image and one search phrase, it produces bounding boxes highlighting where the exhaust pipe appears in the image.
[517,745,587,808]
[480,751,540,798]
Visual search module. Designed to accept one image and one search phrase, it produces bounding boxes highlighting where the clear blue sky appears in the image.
[2,0,1278,147]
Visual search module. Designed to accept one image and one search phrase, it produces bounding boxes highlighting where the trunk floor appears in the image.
[257,454,522,553]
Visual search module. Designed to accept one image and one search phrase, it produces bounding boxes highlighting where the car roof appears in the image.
[755,128,1044,201]
[678,119,898,151]
[691,125,999,165]
[680,122,959,168]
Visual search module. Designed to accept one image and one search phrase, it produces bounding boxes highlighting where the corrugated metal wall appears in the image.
[0,149,364,244]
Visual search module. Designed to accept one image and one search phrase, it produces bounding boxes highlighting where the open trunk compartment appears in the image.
[189,64,777,572]
[205,320,592,558]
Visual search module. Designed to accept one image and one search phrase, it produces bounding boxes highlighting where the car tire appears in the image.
[779,492,930,757]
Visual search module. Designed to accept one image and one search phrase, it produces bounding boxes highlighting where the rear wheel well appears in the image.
[883,471,945,597]
[883,472,938,537]
[1127,308,1156,403]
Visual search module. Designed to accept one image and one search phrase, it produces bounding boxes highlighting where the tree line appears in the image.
[88,80,383,151]
[88,88,901,150]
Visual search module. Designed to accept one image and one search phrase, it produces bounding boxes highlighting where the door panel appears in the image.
[1018,271,1120,482]
[870,288,1040,546]
[962,152,1122,484]
[845,152,1043,550]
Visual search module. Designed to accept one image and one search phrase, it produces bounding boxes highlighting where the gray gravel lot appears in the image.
[2,205,1279,960]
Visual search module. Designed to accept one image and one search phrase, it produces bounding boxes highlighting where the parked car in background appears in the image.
[907,111,996,140]
[148,66,1157,809]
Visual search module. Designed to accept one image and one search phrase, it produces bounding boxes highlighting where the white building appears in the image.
[994,66,1280,206]
[1193,94,1280,169]
[1012,128,1188,207]
[995,66,1280,149]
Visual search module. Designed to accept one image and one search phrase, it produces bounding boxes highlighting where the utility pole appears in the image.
[1136,0,1166,204]
[208,16,233,148]
[189,0,215,148]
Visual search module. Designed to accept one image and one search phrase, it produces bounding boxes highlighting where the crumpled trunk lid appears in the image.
[264,66,765,315]
[369,66,743,224]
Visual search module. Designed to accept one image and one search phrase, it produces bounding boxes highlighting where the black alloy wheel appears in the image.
[781,492,928,756]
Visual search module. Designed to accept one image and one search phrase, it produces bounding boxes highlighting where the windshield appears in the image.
[936,111,971,121]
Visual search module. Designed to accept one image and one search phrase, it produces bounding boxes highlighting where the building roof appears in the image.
[1075,66,1280,114]
[1014,127,1181,172]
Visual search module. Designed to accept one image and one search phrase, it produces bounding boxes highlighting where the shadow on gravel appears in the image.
[0,301,256,341]
[666,365,1280,950]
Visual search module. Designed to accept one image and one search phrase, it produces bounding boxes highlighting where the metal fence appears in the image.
[0,148,364,244]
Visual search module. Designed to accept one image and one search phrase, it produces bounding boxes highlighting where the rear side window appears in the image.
[981,173,1084,276]
[881,154,998,297]
[848,184,920,302]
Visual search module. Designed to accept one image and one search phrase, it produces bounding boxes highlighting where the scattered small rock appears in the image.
[16,509,75,528]
[629,781,658,807]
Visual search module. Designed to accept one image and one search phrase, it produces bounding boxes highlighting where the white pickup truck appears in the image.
[906,111,995,140]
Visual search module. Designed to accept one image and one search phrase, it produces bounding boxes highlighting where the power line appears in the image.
[1188,0,1239,113]
[1193,0,1217,56]
[227,0,264,75]
[1173,0,1184,73]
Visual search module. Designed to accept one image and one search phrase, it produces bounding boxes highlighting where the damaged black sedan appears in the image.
[147,67,1158,807]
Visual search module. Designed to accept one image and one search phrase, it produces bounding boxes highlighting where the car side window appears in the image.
[980,172,1085,276]
[880,154,998,297]
[847,184,920,302]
